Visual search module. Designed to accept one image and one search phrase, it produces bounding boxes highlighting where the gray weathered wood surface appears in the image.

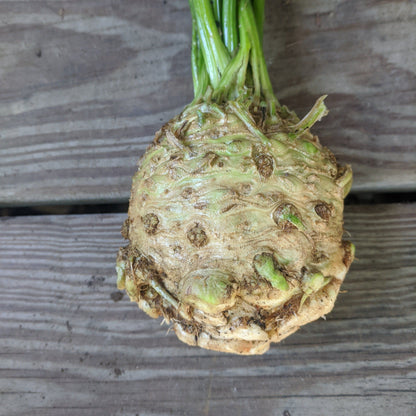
[1,204,415,416]
[1,0,415,206]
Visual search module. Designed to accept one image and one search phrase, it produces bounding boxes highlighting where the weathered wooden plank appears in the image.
[0,204,415,415]
[0,0,415,206]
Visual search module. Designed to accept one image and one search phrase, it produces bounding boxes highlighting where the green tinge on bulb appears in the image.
[277,204,305,231]
[116,260,127,290]
[285,213,305,231]
[350,242,356,258]
[125,277,138,299]
[302,141,319,155]
[180,269,236,314]
[300,272,332,307]
[254,253,289,291]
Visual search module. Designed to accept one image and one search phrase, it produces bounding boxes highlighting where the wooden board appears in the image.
[0,203,415,415]
[0,0,415,206]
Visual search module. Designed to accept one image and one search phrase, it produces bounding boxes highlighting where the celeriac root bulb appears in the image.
[116,0,354,355]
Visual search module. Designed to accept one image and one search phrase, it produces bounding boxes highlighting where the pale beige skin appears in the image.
[117,101,354,355]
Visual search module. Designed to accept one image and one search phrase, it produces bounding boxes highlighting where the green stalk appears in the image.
[212,0,222,25]
[252,0,265,45]
[195,49,209,100]
[222,0,238,54]
[190,3,209,99]
[190,5,201,94]
[240,1,261,102]
[191,0,230,88]
[236,15,250,91]
[212,18,251,101]
[240,1,278,113]
[289,95,328,134]
[189,0,279,116]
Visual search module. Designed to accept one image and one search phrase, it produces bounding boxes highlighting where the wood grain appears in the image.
[0,204,415,416]
[0,0,415,206]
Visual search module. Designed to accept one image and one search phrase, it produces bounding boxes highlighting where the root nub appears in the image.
[187,224,208,247]
[142,213,159,234]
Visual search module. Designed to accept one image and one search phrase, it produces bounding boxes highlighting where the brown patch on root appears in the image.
[181,187,193,199]
[142,213,159,234]
[193,201,207,210]
[280,295,302,320]
[311,250,329,264]
[173,320,203,346]
[121,219,130,240]
[336,165,348,180]
[221,203,237,213]
[247,315,266,331]
[342,241,354,267]
[134,253,155,274]
[253,151,274,178]
[314,202,333,220]
[187,224,208,247]
[256,295,303,335]
[250,105,267,129]
[117,245,129,262]
[120,246,185,322]
[121,245,158,282]
[263,295,303,333]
